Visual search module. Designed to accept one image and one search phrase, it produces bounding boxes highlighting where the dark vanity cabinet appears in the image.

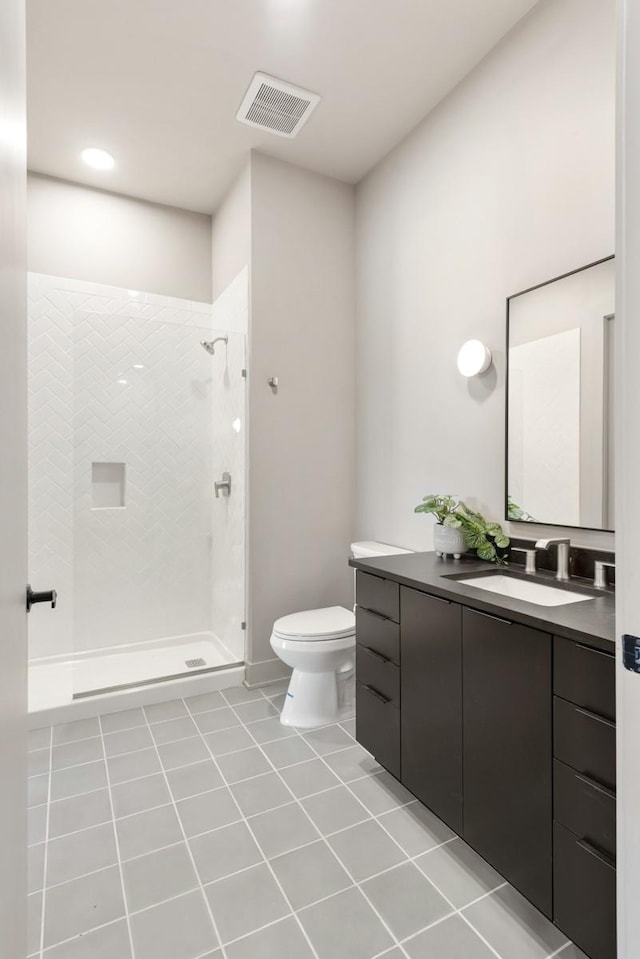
[354,573,401,779]
[552,638,616,959]
[354,570,616,959]
[401,587,463,835]
[463,608,552,917]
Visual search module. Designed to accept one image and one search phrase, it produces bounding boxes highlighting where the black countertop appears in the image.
[349,552,616,653]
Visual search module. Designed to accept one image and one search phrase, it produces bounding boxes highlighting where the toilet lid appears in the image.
[273,606,355,641]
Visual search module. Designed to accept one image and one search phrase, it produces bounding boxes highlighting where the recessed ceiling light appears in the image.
[81,147,115,170]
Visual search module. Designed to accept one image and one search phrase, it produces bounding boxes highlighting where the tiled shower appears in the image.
[27,270,248,717]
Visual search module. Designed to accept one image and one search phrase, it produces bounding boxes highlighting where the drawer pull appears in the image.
[575,704,616,729]
[363,646,391,665]
[472,609,513,626]
[357,605,391,623]
[423,593,452,605]
[575,771,616,800]
[574,642,614,661]
[362,684,391,705]
[577,837,616,869]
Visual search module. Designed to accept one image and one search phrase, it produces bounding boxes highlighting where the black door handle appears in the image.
[26,585,57,612]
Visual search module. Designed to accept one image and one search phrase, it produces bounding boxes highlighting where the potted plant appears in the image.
[414,495,510,563]
[452,502,510,564]
[414,494,468,558]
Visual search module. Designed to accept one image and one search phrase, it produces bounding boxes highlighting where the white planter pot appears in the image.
[433,524,467,559]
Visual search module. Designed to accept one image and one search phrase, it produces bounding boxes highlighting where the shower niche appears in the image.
[91,462,126,509]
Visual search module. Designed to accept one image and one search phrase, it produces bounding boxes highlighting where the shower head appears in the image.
[200,336,228,355]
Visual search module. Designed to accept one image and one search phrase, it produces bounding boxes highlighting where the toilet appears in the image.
[271,541,411,728]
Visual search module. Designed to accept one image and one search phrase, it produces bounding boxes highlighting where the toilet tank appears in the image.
[350,541,412,559]
[350,541,412,607]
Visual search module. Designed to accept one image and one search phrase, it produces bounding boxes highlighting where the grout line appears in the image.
[50,768,159,803]
[97,715,137,959]
[38,800,449,894]
[284,739,414,958]
[298,727,505,959]
[40,916,128,956]
[546,941,574,958]
[138,703,231,959]
[43,860,124,894]
[42,699,450,958]
[220,689,268,708]
[461,882,509,910]
[219,699,413,957]
[39,690,551,959]
[31,730,364,782]
[393,911,457,952]
[187,698,323,959]
[37,728,53,959]
[454,912,505,959]
[215,912,296,949]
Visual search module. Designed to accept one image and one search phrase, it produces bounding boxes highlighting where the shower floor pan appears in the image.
[73,633,239,697]
[29,631,243,725]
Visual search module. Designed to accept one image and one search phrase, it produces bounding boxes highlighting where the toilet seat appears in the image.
[272,606,355,642]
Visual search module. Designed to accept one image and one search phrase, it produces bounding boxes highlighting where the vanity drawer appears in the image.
[356,606,400,664]
[553,759,616,859]
[356,681,400,779]
[553,821,616,959]
[554,696,616,791]
[554,637,615,722]
[356,571,400,623]
[356,644,400,704]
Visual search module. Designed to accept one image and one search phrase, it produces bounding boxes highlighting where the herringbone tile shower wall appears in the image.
[27,273,247,664]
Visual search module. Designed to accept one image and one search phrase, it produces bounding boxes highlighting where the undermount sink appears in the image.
[456,574,594,607]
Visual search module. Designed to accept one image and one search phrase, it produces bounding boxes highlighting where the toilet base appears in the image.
[280,669,342,728]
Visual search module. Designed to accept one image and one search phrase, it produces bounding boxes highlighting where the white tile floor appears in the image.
[27,682,588,959]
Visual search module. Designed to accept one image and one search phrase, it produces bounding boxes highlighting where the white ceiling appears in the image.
[27,0,538,214]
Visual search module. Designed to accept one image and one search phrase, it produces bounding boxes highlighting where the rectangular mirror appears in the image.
[506,256,615,532]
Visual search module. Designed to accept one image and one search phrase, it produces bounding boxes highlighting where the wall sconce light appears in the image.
[457,339,492,377]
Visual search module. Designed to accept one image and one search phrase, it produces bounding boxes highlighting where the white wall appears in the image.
[27,173,212,302]
[356,0,615,552]
[211,162,251,302]
[209,155,356,682]
[616,2,640,954]
[248,153,356,682]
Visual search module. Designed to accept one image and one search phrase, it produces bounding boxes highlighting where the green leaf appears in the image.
[464,531,485,549]
[477,541,497,561]
[443,515,462,528]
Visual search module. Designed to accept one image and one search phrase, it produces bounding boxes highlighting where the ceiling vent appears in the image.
[236,72,320,139]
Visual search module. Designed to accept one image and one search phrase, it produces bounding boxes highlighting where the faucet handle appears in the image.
[534,537,572,581]
[510,547,537,574]
[534,537,570,550]
[594,560,615,589]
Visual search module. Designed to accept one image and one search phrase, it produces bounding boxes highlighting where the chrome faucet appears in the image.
[535,538,571,581]
[594,560,615,589]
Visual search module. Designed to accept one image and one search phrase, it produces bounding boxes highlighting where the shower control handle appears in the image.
[214,472,232,498]
[26,585,57,612]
